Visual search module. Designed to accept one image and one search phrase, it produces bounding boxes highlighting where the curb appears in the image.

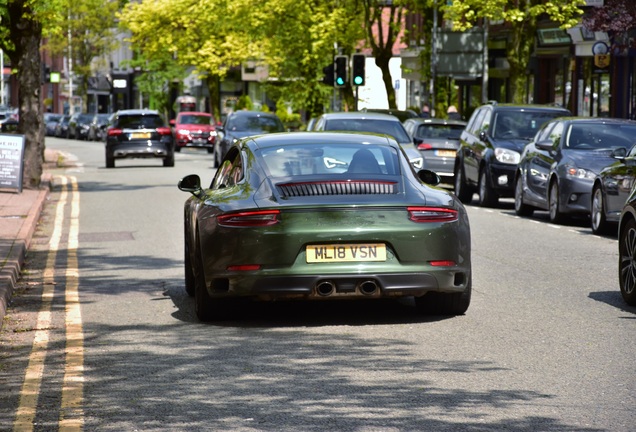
[0,173,51,328]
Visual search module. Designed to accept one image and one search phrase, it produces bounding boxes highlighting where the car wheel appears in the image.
[184,235,195,297]
[478,167,498,207]
[175,146,181,153]
[414,275,472,315]
[514,174,533,217]
[213,146,221,168]
[619,218,636,306]
[548,180,567,224]
[207,147,214,154]
[453,162,473,204]
[591,186,611,235]
[163,152,175,167]
[105,151,115,168]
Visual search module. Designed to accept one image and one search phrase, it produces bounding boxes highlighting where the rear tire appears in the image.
[105,151,115,168]
[514,175,534,217]
[184,236,195,297]
[193,235,234,321]
[414,276,472,316]
[163,152,175,167]
[453,162,473,204]
[619,218,636,306]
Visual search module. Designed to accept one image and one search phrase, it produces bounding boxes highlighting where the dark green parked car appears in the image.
[179,132,472,321]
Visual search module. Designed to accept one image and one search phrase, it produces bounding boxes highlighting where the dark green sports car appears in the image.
[178,132,472,321]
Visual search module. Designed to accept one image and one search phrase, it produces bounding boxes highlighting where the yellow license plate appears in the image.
[131,132,151,139]
[436,150,456,157]
[306,244,386,263]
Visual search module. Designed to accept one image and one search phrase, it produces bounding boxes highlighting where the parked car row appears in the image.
[47,112,112,141]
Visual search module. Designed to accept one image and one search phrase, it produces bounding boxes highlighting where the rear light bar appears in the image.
[156,126,172,135]
[407,207,458,223]
[217,210,280,227]
[417,143,433,150]
[107,128,123,136]
[227,264,261,271]
[429,260,456,267]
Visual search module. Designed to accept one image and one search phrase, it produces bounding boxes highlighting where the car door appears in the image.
[605,143,636,215]
[525,121,564,207]
[461,107,490,185]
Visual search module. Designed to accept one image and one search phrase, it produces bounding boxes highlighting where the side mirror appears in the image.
[178,174,203,196]
[535,140,554,152]
[413,137,423,145]
[417,169,441,186]
[612,147,628,160]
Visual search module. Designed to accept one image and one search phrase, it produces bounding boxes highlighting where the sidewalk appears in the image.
[0,149,57,327]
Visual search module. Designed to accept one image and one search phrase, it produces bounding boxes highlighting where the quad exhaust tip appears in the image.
[316,281,335,296]
[358,280,379,296]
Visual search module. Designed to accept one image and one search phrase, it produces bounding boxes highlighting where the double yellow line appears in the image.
[13,176,84,431]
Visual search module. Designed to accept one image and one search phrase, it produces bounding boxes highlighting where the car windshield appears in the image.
[416,124,465,139]
[324,119,411,143]
[566,123,636,150]
[228,115,283,132]
[118,115,164,129]
[180,114,211,125]
[493,110,565,140]
[259,143,400,177]
[46,114,62,122]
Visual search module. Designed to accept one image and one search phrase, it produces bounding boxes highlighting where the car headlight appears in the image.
[565,165,595,179]
[494,148,521,164]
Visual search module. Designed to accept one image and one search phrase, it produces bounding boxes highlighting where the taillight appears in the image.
[417,143,433,150]
[107,128,123,136]
[407,207,458,223]
[217,210,280,227]
[227,264,261,271]
[429,260,456,267]
[156,126,172,135]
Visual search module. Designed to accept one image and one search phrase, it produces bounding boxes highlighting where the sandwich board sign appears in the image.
[0,133,25,193]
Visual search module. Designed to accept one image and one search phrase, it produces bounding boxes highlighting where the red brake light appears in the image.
[429,260,457,267]
[217,210,280,227]
[156,126,172,135]
[227,264,261,271]
[407,207,458,223]
[107,128,123,136]
[417,143,433,150]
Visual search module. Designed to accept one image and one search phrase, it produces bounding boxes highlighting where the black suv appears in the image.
[105,109,175,168]
[454,102,571,207]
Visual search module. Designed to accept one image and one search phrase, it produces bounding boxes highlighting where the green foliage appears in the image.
[235,95,254,111]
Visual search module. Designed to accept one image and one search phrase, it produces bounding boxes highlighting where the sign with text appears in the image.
[0,133,25,193]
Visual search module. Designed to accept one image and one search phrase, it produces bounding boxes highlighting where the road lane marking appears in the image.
[13,176,85,432]
[60,176,84,430]
[13,177,68,431]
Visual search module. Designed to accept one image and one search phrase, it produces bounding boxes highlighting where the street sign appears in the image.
[0,133,25,193]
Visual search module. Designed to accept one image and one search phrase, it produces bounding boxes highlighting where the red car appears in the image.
[170,111,217,153]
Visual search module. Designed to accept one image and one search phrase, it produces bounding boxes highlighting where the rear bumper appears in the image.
[108,141,172,159]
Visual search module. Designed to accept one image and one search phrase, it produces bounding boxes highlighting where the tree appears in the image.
[443,0,585,103]
[362,0,410,109]
[46,0,120,112]
[0,0,64,188]
[119,0,258,121]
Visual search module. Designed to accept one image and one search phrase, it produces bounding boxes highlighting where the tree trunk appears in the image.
[375,54,396,109]
[7,1,44,189]
[206,74,220,121]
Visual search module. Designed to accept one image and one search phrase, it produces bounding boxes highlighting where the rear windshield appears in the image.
[259,143,400,177]
[227,115,283,132]
[117,114,164,129]
[416,124,465,139]
[179,114,212,125]
[324,119,411,143]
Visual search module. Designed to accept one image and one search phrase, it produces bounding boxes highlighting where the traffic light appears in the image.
[322,63,334,86]
[351,54,365,86]
[334,55,348,88]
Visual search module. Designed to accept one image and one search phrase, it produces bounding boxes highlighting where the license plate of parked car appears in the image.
[306,244,387,263]
[131,132,151,139]
[436,150,456,157]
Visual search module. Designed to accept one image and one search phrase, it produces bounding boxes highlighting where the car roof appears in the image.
[178,111,211,116]
[320,112,401,121]
[554,117,636,125]
[228,110,279,118]
[488,103,570,112]
[405,118,467,126]
[115,109,161,116]
[247,131,399,150]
